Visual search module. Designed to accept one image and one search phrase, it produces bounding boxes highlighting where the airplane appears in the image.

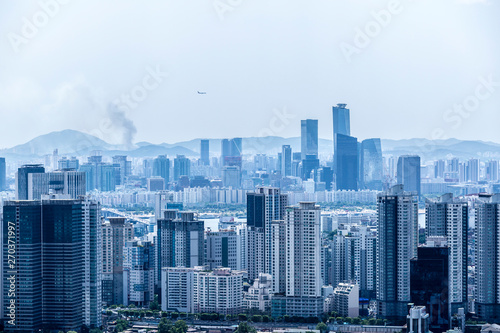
[197,91,207,94]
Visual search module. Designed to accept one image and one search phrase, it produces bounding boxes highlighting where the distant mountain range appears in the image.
[1,129,500,161]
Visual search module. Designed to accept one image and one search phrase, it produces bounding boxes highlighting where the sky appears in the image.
[0,0,499,148]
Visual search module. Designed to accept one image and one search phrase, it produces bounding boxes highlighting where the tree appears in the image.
[316,322,327,333]
[158,318,173,333]
[150,294,161,311]
[174,320,188,333]
[234,322,257,333]
[114,319,129,332]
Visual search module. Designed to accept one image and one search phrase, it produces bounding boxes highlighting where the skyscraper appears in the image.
[376,185,418,320]
[300,119,318,160]
[332,103,351,150]
[410,242,450,332]
[15,164,45,200]
[112,155,131,185]
[153,155,170,183]
[281,145,292,177]
[246,187,288,281]
[174,155,191,181]
[475,194,500,321]
[2,196,102,331]
[123,241,155,307]
[156,211,205,282]
[0,157,6,191]
[425,193,468,319]
[200,139,210,165]
[272,202,323,317]
[397,155,421,197]
[360,138,383,190]
[101,217,134,306]
[58,156,80,170]
[335,134,359,190]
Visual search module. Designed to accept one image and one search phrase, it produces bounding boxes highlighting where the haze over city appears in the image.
[1,0,499,148]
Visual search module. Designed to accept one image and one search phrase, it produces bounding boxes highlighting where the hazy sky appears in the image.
[1,0,499,148]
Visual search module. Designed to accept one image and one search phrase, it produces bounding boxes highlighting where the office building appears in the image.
[2,196,102,331]
[360,138,383,190]
[112,155,131,185]
[123,241,155,307]
[410,241,450,332]
[376,185,418,320]
[332,103,351,150]
[302,154,320,180]
[222,138,243,166]
[434,160,446,179]
[335,134,359,190]
[222,166,241,188]
[281,145,292,176]
[15,164,45,199]
[0,157,5,191]
[147,177,165,191]
[101,217,134,306]
[174,155,191,181]
[300,119,318,160]
[27,170,86,200]
[153,155,170,183]
[397,155,421,196]
[200,139,210,165]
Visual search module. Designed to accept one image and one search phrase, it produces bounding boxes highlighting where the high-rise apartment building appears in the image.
[280,202,323,317]
[425,193,468,317]
[376,185,418,319]
[205,230,241,270]
[156,211,205,287]
[101,217,134,306]
[246,187,288,281]
[475,194,500,321]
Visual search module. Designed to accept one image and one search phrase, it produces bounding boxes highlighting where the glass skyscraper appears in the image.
[360,138,383,190]
[397,155,421,197]
[2,197,102,331]
[332,103,350,149]
[300,119,318,160]
[335,134,359,190]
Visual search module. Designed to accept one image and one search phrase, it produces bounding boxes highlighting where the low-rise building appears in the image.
[243,273,273,312]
